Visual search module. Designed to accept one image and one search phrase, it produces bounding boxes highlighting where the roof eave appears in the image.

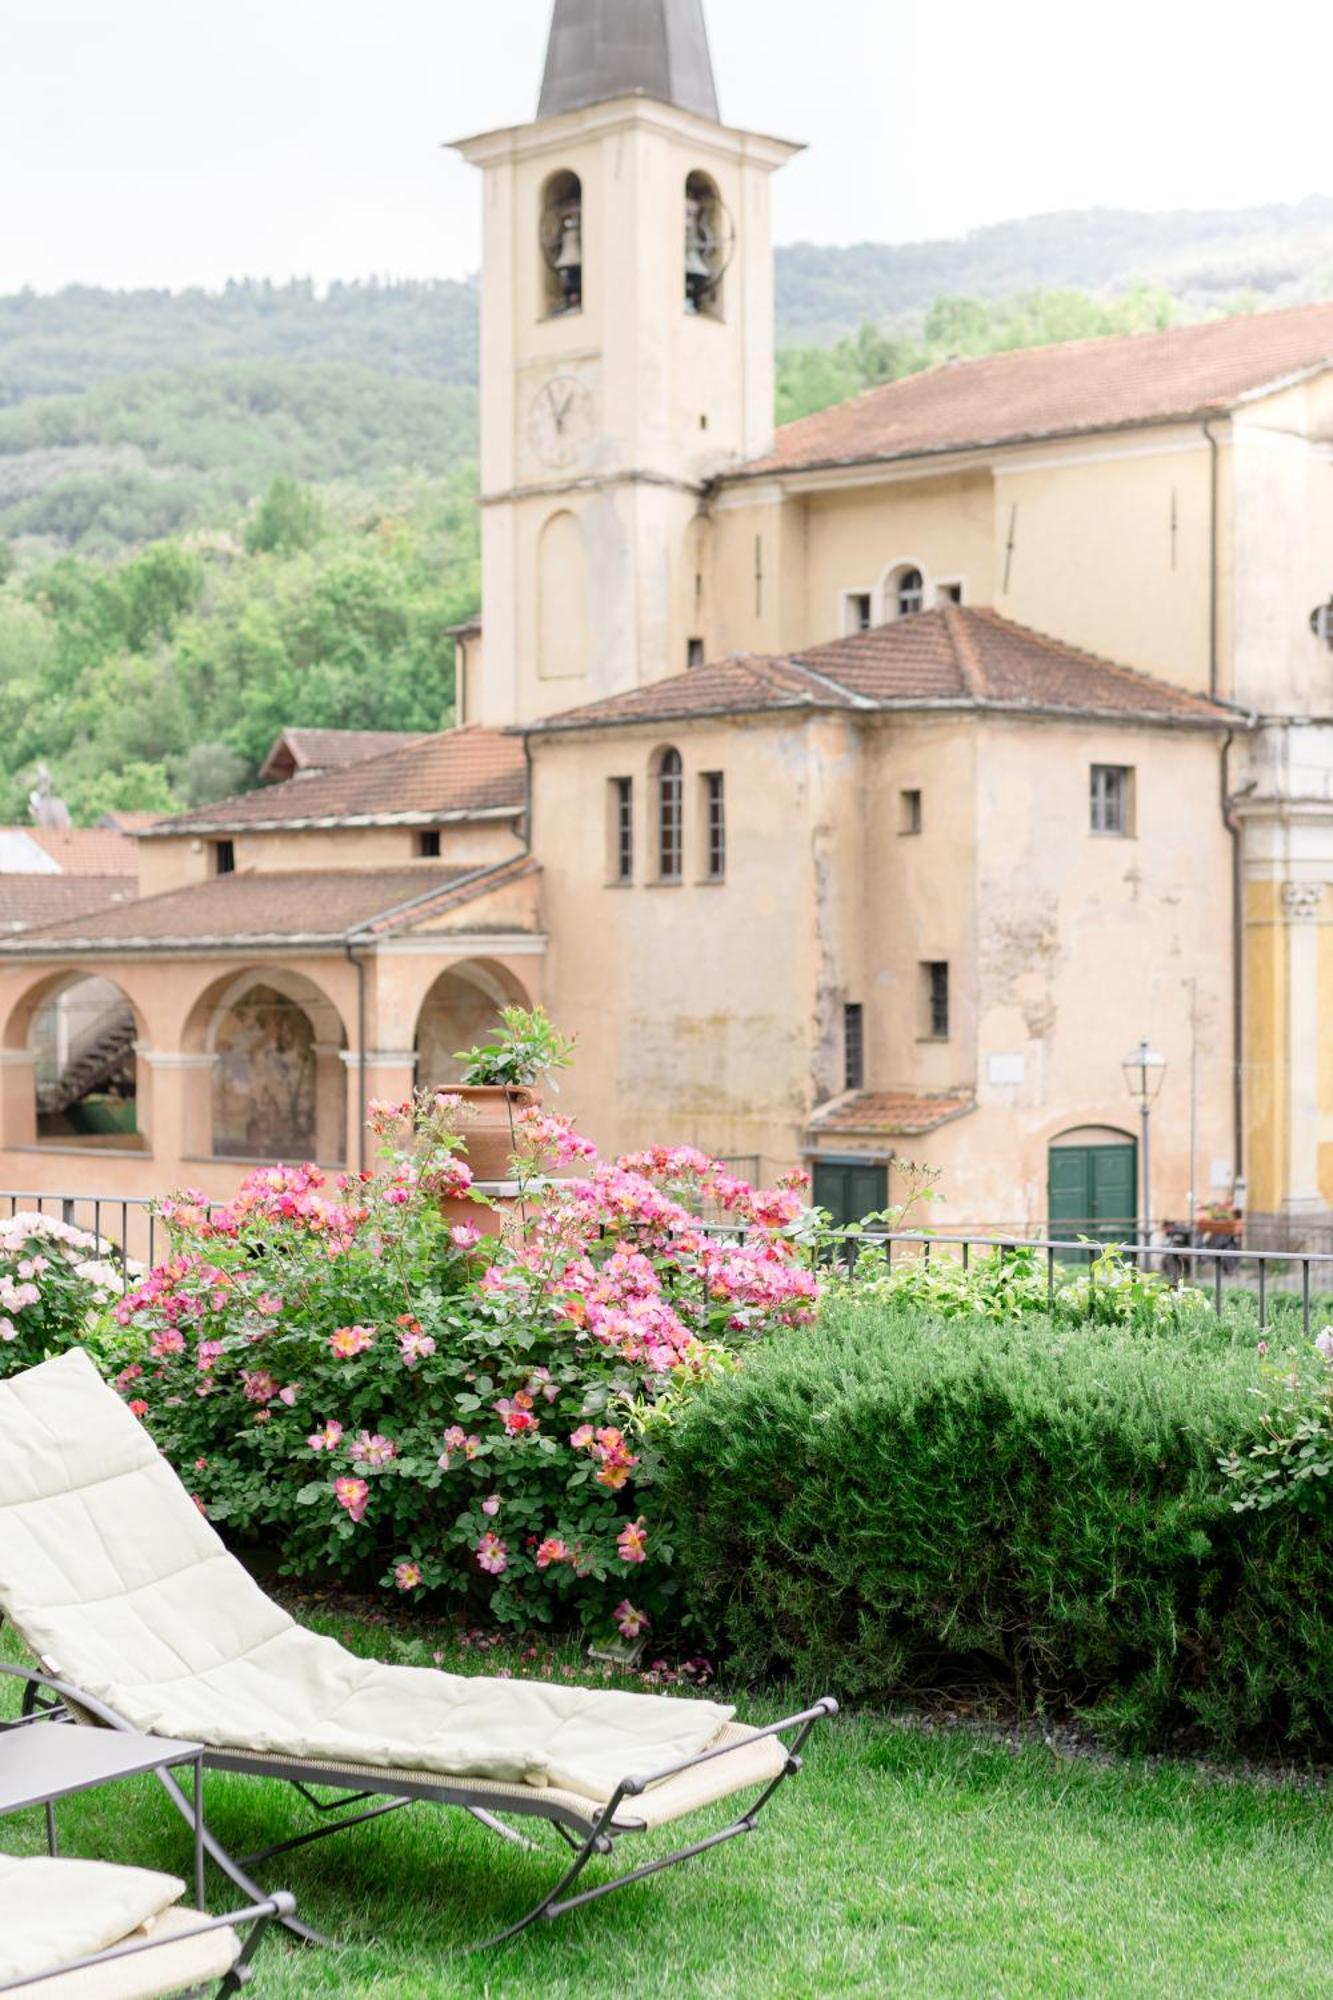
[139,803,523,839]
[728,407,1237,488]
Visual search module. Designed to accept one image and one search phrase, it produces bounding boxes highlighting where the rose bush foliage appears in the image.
[112,1095,818,1636]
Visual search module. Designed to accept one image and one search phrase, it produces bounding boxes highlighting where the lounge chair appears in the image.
[0,1350,833,1949]
[0,1854,290,1997]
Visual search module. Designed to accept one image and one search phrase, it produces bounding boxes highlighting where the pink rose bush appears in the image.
[105,1093,820,1630]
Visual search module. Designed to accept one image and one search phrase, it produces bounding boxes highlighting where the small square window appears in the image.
[921,961,949,1040]
[844,1002,864,1091]
[844,592,873,635]
[935,581,963,606]
[900,789,922,836]
[687,636,706,668]
[1090,764,1134,836]
[417,829,441,858]
[213,839,235,876]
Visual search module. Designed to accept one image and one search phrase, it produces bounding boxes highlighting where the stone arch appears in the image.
[539,168,583,316]
[878,557,928,621]
[414,959,532,1093]
[5,969,149,1150]
[537,510,589,682]
[684,169,726,320]
[182,966,348,1165]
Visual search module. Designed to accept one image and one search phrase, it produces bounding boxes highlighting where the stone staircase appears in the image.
[36,1005,137,1117]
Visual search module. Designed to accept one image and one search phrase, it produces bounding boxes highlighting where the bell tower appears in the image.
[453,0,800,726]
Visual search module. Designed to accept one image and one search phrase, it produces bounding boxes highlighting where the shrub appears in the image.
[656,1295,1333,1750]
[107,1095,818,1638]
[0,1212,128,1375]
[836,1239,1213,1328]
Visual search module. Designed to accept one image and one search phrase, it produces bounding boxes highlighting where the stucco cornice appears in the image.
[525,696,1240,743]
[451,96,801,172]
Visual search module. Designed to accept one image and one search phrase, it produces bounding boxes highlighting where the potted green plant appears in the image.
[450,1005,574,1181]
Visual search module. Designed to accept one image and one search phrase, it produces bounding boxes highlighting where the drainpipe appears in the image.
[1220,730,1256,1188]
[1202,419,1221,700]
[343,935,368,1176]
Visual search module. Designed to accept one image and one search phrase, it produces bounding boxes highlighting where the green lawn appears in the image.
[4,1613,1333,1997]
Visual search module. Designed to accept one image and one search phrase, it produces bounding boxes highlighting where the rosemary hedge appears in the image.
[658,1298,1333,1750]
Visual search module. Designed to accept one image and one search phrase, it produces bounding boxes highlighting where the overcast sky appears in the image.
[6,0,1333,295]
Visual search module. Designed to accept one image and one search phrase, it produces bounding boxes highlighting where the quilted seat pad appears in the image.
[0,1351,732,1804]
[0,1854,185,1982]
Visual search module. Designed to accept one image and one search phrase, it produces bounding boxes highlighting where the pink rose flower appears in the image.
[333,1476,370,1523]
[616,1518,648,1564]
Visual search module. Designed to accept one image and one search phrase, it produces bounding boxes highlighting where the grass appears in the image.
[5,1609,1333,1997]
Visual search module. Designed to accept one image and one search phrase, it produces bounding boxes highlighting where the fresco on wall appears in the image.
[213,983,316,1160]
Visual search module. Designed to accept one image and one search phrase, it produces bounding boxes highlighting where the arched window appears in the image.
[684,172,729,320]
[656,747,683,880]
[539,170,583,316]
[888,565,924,619]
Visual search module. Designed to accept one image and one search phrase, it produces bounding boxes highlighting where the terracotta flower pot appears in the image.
[448,1083,540,1184]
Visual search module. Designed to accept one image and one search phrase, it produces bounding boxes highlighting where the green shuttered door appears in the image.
[1048,1141,1137,1245]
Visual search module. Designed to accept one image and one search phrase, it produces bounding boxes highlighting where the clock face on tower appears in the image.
[527,374,595,471]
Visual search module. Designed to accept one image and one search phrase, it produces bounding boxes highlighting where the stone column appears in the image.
[0,1050,37,1150]
[1280,880,1325,1220]
[341,1049,418,1174]
[312,1043,348,1167]
[143,1052,217,1171]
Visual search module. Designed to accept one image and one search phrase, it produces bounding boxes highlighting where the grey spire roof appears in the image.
[538,0,720,121]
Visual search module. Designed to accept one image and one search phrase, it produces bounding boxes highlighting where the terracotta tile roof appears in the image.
[529,607,1231,733]
[258,727,427,784]
[742,301,1333,477]
[0,875,140,936]
[809,1089,976,1138]
[98,811,163,832]
[142,728,527,837]
[361,854,541,935]
[3,868,475,951]
[12,826,141,875]
[2,855,543,956]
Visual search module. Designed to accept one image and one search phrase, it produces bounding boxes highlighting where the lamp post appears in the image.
[1122,1039,1167,1248]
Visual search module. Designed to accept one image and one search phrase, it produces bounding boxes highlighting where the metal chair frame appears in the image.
[1,1659,835,1954]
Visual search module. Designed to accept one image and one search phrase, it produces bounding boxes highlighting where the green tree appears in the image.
[244,476,324,556]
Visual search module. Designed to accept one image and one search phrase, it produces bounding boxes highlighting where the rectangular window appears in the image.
[703,771,725,879]
[213,839,235,876]
[609,777,633,883]
[935,581,964,606]
[658,751,683,880]
[844,1002,865,1092]
[1090,764,1134,835]
[900,788,922,836]
[922,961,950,1039]
[844,591,873,634]
[687,636,706,668]
[416,829,441,858]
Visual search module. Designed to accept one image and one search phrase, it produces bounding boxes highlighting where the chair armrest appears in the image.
[615,1695,838,1798]
[0,1894,295,1996]
[0,1659,135,1734]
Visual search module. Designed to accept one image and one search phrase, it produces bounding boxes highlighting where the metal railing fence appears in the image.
[7,1190,1333,1335]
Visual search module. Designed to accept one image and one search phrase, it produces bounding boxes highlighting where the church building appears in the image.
[3,0,1333,1247]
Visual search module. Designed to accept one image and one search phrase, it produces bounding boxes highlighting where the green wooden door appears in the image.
[1048,1141,1137,1248]
[812,1160,888,1229]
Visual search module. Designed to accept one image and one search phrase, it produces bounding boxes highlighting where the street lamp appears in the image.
[1122,1039,1167,1244]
